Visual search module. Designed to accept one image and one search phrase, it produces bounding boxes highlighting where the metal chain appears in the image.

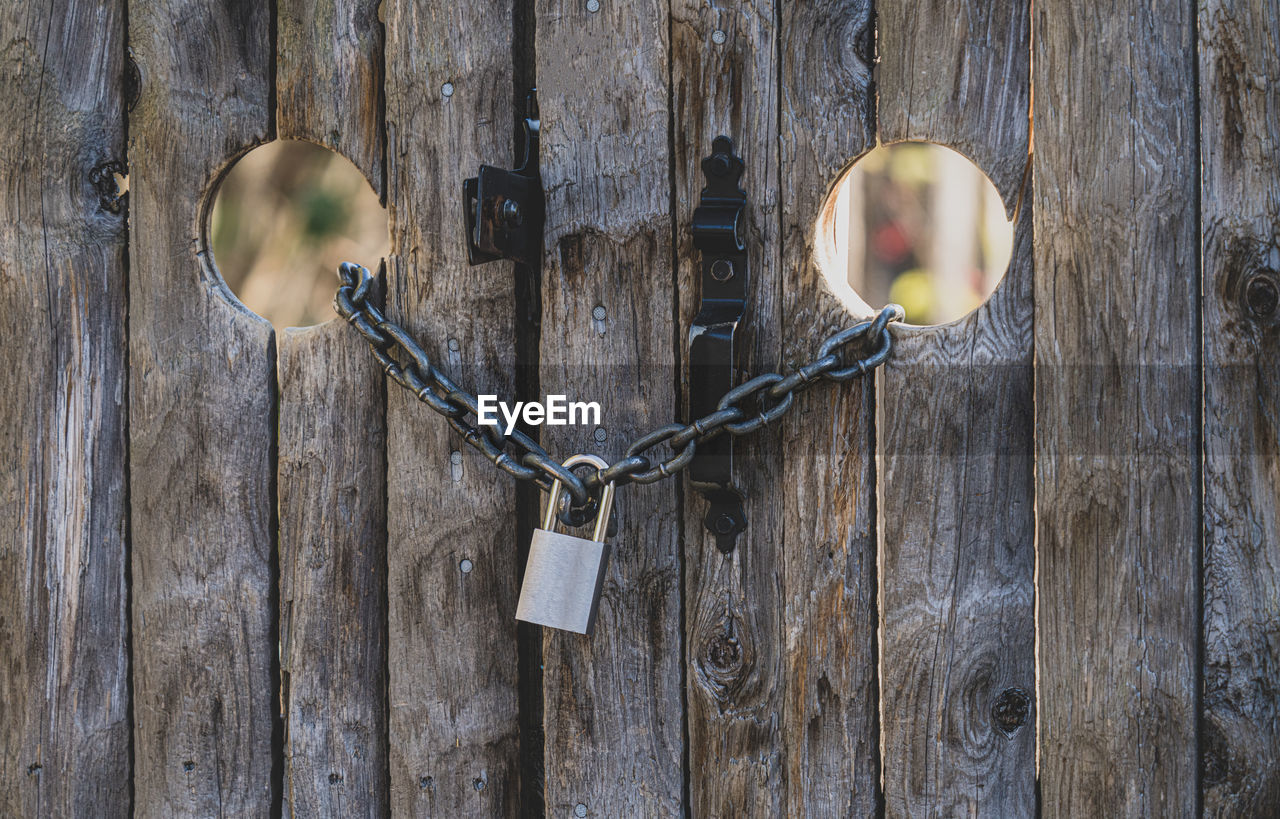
[335,261,903,526]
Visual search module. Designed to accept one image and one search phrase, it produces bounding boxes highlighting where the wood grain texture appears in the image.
[276,2,388,816]
[876,0,1029,210]
[0,1,130,814]
[1199,0,1280,812]
[128,0,277,814]
[278,0,383,186]
[671,1,785,815]
[778,0,880,814]
[875,1,1035,815]
[1034,0,1199,815]
[278,331,387,817]
[876,211,1034,819]
[535,0,684,814]
[383,1,522,812]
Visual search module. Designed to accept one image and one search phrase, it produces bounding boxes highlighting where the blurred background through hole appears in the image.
[211,140,389,330]
[825,142,1014,326]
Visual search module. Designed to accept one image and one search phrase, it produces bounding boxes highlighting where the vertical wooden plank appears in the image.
[278,0,383,189]
[1200,0,1280,811]
[128,1,276,814]
[0,1,130,814]
[382,1,521,813]
[1034,0,1199,814]
[276,2,387,815]
[876,1,1035,815]
[671,1,784,814]
[535,0,684,814]
[778,0,881,814]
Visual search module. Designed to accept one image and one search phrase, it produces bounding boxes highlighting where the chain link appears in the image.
[335,262,903,526]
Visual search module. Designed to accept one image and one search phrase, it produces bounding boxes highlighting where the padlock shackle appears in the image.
[543,454,615,542]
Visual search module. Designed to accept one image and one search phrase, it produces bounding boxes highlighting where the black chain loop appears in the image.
[335,262,903,526]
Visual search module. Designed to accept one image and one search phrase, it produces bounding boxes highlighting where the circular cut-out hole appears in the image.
[210,140,388,330]
[818,142,1014,326]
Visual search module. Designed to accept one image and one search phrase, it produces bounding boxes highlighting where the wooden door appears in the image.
[2,0,1278,815]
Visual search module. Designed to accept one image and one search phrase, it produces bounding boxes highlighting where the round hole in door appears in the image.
[209,140,388,330]
[817,142,1014,326]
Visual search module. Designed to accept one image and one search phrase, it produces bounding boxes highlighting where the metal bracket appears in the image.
[689,136,749,553]
[465,92,543,266]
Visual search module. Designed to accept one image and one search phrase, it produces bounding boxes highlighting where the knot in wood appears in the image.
[706,633,741,670]
[991,687,1032,736]
[1245,270,1278,319]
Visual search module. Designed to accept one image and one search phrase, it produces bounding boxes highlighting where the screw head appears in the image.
[1245,271,1278,318]
[713,513,736,535]
[500,199,522,228]
[710,259,735,282]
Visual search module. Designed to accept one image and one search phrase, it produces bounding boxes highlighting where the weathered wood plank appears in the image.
[128,1,276,814]
[671,1,784,815]
[778,0,880,814]
[0,1,130,814]
[876,0,1029,209]
[1199,0,1280,812]
[278,0,383,192]
[276,2,387,816]
[278,331,387,817]
[1034,0,1199,814]
[383,1,522,812]
[876,1,1035,815]
[535,0,684,814]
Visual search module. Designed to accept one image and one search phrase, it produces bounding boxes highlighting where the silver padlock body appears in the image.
[516,529,611,635]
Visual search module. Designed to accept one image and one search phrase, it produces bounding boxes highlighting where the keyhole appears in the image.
[818,142,1014,326]
[209,140,389,330]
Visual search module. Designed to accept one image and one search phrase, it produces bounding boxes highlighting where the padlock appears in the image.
[515,454,616,635]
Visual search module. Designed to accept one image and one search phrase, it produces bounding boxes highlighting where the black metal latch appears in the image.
[689,136,749,553]
[465,94,543,266]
